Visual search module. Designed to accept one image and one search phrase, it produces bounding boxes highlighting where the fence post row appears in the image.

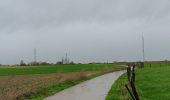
[125,65,140,100]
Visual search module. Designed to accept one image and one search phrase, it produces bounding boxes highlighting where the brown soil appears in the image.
[0,71,96,100]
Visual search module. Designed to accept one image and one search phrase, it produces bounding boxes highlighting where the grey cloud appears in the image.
[0,0,170,64]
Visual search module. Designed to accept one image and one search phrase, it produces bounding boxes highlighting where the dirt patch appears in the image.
[0,66,16,68]
[0,72,94,100]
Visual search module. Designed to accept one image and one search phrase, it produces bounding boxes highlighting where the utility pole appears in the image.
[65,53,69,64]
[142,35,145,67]
[34,48,37,63]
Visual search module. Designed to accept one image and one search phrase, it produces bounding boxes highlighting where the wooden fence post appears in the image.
[125,65,140,100]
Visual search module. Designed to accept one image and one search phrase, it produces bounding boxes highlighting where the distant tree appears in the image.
[39,62,50,65]
[70,61,75,64]
[28,61,39,66]
[164,59,168,62]
[164,59,169,65]
[20,60,26,66]
[56,61,63,65]
[89,62,96,64]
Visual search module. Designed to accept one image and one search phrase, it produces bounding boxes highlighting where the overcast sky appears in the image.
[0,0,170,65]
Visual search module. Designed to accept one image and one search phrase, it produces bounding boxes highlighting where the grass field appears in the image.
[0,64,120,76]
[106,64,170,100]
[0,64,125,100]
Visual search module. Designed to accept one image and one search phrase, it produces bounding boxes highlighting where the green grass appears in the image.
[106,65,170,100]
[0,64,121,76]
[106,74,130,100]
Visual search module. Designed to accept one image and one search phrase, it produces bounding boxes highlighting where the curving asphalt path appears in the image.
[45,70,125,100]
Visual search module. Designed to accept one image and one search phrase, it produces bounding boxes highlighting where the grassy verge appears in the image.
[106,74,130,100]
[106,65,170,100]
[19,79,85,100]
[21,72,101,100]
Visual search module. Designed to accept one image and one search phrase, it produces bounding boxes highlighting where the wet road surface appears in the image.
[45,70,125,100]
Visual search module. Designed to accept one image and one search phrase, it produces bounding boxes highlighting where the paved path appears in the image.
[45,70,125,100]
